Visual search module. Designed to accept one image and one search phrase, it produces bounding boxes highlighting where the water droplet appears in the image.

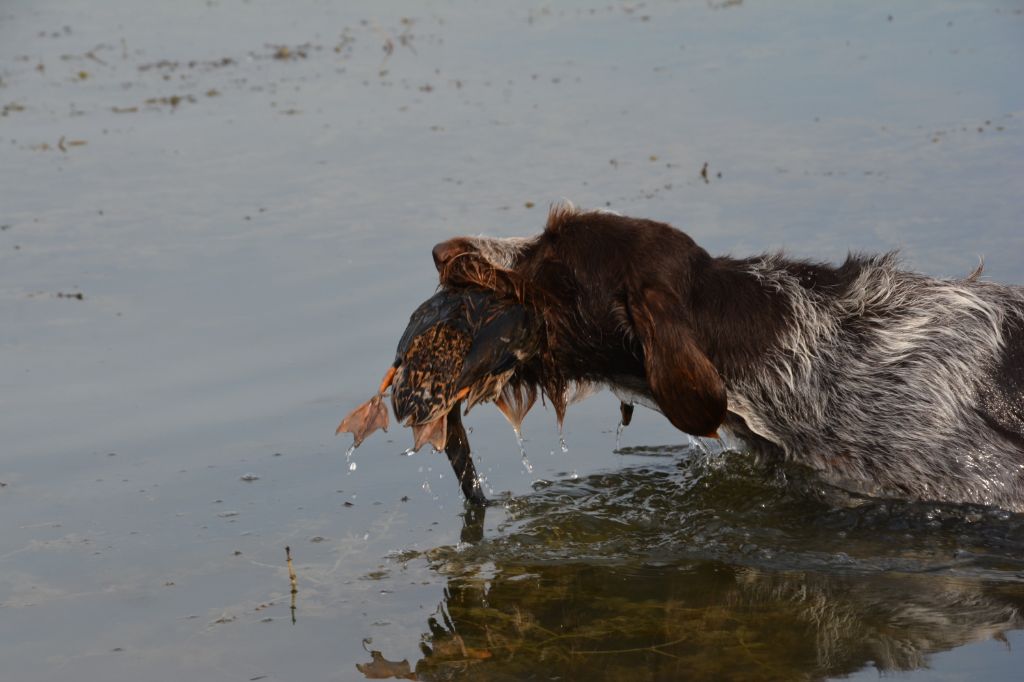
[559,435,568,453]
[512,427,526,454]
[345,444,358,473]
[402,448,417,457]
[512,426,533,473]
[690,435,710,456]
[521,454,534,474]
[570,470,579,480]
[615,420,626,449]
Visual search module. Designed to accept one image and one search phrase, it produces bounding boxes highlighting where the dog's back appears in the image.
[726,255,1024,508]
[433,205,1024,510]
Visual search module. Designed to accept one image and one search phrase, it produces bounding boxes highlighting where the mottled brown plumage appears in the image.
[392,322,472,451]
[389,288,538,435]
[337,287,540,504]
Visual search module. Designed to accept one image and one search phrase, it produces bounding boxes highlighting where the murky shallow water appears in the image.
[409,449,1024,680]
[1,1,1022,680]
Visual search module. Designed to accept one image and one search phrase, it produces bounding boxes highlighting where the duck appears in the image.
[337,287,540,503]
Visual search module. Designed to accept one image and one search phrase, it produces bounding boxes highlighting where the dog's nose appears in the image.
[432,239,465,271]
[431,242,447,270]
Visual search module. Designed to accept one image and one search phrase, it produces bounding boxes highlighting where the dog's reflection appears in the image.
[360,504,1024,681]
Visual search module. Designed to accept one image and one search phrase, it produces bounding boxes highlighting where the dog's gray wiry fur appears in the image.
[433,206,1024,511]
[726,252,1024,508]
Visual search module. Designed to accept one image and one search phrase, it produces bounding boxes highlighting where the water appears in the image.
[409,448,1024,680]
[1,1,1023,681]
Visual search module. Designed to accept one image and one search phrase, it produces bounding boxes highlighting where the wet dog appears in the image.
[432,204,1024,510]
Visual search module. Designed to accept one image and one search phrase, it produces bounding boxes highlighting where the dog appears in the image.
[430,204,1024,511]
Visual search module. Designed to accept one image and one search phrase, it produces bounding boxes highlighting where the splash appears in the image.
[477,471,495,497]
[615,420,626,449]
[691,435,711,457]
[513,426,527,458]
[513,426,533,473]
[521,454,534,474]
[345,444,357,474]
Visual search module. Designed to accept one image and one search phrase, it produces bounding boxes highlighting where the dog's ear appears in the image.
[629,287,727,437]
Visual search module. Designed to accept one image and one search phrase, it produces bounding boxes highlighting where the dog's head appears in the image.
[431,205,728,437]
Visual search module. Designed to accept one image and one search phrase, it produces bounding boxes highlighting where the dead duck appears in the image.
[337,287,540,503]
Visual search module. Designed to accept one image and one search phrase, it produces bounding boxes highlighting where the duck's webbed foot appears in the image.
[411,417,448,452]
[335,366,398,447]
[336,394,390,446]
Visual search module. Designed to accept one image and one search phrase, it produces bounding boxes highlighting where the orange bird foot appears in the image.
[411,417,447,452]
[336,394,390,446]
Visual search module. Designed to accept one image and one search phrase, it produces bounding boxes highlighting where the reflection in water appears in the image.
[411,560,1021,681]
[366,447,1024,681]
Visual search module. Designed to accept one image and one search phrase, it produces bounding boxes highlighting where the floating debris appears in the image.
[269,44,310,60]
[56,136,87,152]
[356,650,416,680]
[1,102,26,116]
[144,94,196,108]
[285,545,298,623]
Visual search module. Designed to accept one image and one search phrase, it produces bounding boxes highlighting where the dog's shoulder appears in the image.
[979,303,1024,447]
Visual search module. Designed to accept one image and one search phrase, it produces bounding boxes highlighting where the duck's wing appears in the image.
[392,322,472,425]
[456,302,530,391]
[394,289,467,362]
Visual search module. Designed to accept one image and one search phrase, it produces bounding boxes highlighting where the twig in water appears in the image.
[285,545,298,624]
